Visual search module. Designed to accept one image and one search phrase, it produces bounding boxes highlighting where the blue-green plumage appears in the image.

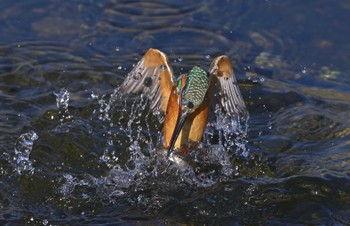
[177,66,209,111]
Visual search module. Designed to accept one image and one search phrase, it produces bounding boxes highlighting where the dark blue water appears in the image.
[1,0,350,225]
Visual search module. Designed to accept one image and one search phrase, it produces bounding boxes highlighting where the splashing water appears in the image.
[54,88,72,122]
[91,89,128,166]
[104,87,248,185]
[52,88,76,134]
[52,84,250,207]
[206,104,250,157]
[96,88,160,168]
[13,131,38,175]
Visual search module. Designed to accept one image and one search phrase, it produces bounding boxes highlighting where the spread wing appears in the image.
[119,48,174,122]
[208,55,248,119]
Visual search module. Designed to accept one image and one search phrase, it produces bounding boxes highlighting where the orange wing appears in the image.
[208,55,248,119]
[120,48,174,122]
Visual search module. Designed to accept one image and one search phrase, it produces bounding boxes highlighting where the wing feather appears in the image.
[120,48,174,122]
[209,55,248,118]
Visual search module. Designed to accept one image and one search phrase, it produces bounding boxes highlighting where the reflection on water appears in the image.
[1,0,350,225]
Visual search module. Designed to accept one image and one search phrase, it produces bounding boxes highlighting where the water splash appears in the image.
[13,130,38,175]
[54,88,72,122]
[93,86,250,187]
[96,88,159,168]
[92,89,127,167]
[206,104,250,157]
[54,83,250,207]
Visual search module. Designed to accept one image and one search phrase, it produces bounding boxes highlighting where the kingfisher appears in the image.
[120,48,248,158]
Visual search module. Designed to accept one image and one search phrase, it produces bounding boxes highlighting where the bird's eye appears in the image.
[224,77,229,80]
[187,102,194,109]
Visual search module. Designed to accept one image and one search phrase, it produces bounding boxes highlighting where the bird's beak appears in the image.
[167,109,189,157]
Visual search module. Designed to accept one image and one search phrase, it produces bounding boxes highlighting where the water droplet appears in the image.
[205,55,211,59]
[100,154,110,162]
[42,219,49,225]
[311,190,319,195]
[115,46,120,52]
[178,57,183,62]
[259,77,265,82]
[118,66,122,70]
[91,93,98,99]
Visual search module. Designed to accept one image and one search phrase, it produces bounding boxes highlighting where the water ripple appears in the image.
[101,1,201,31]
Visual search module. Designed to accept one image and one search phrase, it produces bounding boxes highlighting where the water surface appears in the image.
[1,0,350,225]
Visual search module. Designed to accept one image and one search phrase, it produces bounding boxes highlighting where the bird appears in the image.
[119,48,248,158]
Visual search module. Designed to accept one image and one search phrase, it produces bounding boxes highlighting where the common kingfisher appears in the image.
[120,48,248,158]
